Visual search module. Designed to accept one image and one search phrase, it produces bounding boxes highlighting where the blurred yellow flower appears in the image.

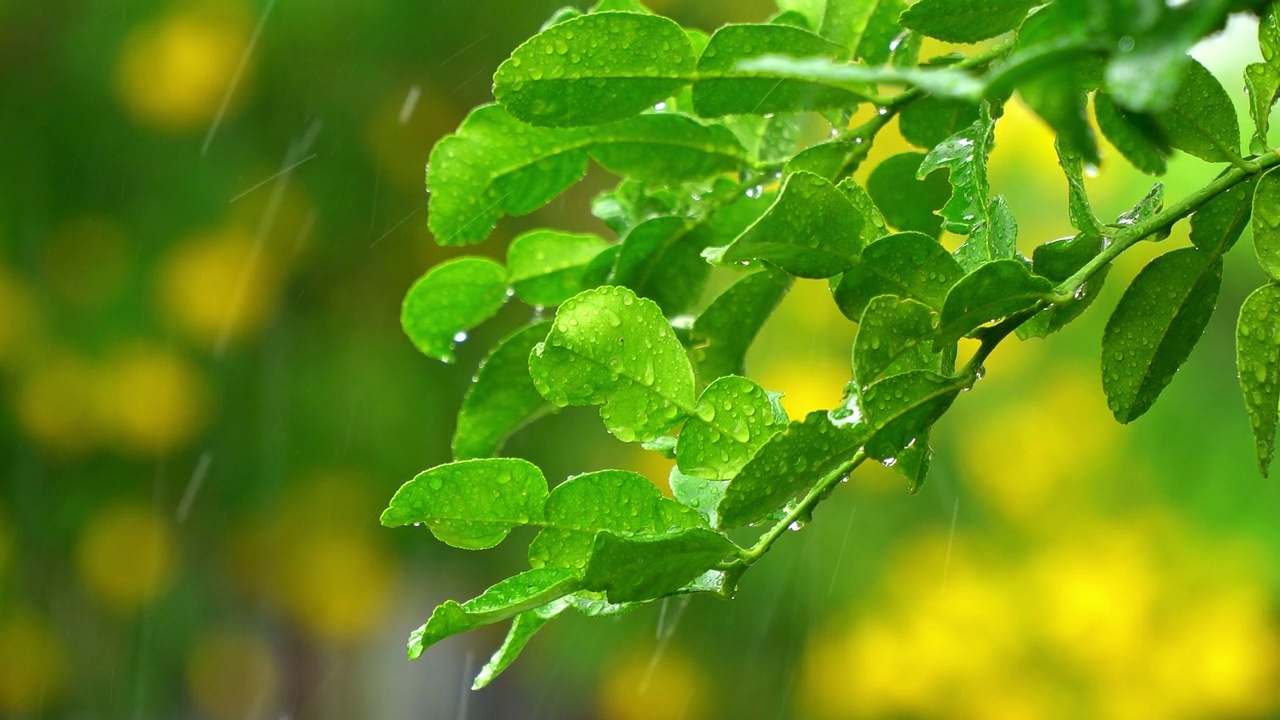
[116,3,253,131]
[186,630,280,720]
[598,644,709,720]
[0,609,63,715]
[94,342,212,456]
[76,503,178,611]
[14,351,101,456]
[157,227,281,349]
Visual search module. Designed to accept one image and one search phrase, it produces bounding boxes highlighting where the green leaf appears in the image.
[1253,168,1280,281]
[717,411,863,529]
[953,194,1018,273]
[1018,62,1099,166]
[786,139,864,180]
[1101,247,1223,423]
[381,458,548,549]
[1153,59,1241,164]
[1189,176,1255,254]
[734,55,987,102]
[1104,1,1232,114]
[453,322,555,460]
[677,376,788,480]
[918,109,994,237]
[935,260,1053,348]
[834,232,965,321]
[1236,284,1280,476]
[472,601,569,689]
[612,217,714,315]
[528,470,690,571]
[852,296,940,389]
[866,152,951,239]
[530,286,696,443]
[582,528,737,602]
[507,230,611,306]
[900,0,1038,43]
[693,24,865,118]
[1245,63,1280,154]
[1018,234,1107,339]
[838,178,889,239]
[493,12,696,127]
[898,97,981,150]
[427,105,748,245]
[889,438,933,494]
[712,171,867,278]
[669,467,729,527]
[857,371,963,461]
[407,568,580,660]
[1261,4,1280,67]
[692,269,792,380]
[401,258,509,363]
[834,233,962,322]
[822,0,908,65]
[1057,141,1105,237]
[1094,92,1169,176]
[1116,182,1165,231]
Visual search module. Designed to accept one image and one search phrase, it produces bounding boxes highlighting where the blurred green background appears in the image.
[4,1,1280,718]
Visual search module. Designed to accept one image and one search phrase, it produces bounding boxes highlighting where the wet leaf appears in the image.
[453,322,556,460]
[1189,176,1255,254]
[1245,63,1280,153]
[1236,284,1280,476]
[407,568,580,660]
[712,171,867,278]
[822,0,908,65]
[381,458,549,549]
[669,467,729,527]
[582,528,737,602]
[1102,247,1223,423]
[692,269,793,380]
[1094,92,1169,176]
[866,152,952,240]
[528,470,699,571]
[858,371,963,461]
[889,437,933,493]
[918,109,994,238]
[834,232,965,322]
[507,230,611,306]
[1104,1,1231,114]
[612,217,715,315]
[1018,234,1107,339]
[677,376,788,480]
[838,178,889,239]
[427,105,748,245]
[1253,168,1280,281]
[693,24,866,117]
[900,0,1038,43]
[734,55,987,102]
[1057,141,1105,237]
[494,12,695,126]
[852,296,940,389]
[936,259,1052,348]
[717,412,863,529]
[401,257,509,363]
[472,601,569,689]
[530,286,696,443]
[1153,59,1241,164]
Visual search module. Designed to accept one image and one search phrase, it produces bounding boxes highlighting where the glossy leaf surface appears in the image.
[582,528,736,602]
[677,376,788,480]
[834,232,965,321]
[936,260,1052,348]
[1253,168,1280,281]
[1154,59,1241,164]
[1236,284,1280,476]
[507,230,611,306]
[401,258,509,363]
[900,0,1038,43]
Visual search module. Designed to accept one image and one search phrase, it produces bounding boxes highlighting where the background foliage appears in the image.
[4,0,1280,718]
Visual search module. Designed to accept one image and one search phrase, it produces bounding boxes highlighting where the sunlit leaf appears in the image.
[677,376,788,480]
[508,230,612,307]
[857,370,963,461]
[582,528,737,602]
[669,467,729,527]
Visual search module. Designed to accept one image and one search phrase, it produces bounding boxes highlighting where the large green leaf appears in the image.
[677,376,788,480]
[1101,247,1223,423]
[1236,284,1280,476]
[858,371,963,461]
[494,12,696,126]
[401,258,509,363]
[507,231,611,307]
[453,322,555,460]
[381,458,549,549]
[1153,59,1241,164]
[935,260,1052,348]
[852,296,940,390]
[712,171,867,278]
[821,0,908,65]
[530,286,696,443]
[472,601,569,689]
[899,0,1038,43]
[717,412,863,529]
[612,216,715,315]
[407,568,580,659]
[427,105,748,245]
[692,24,865,117]
[692,269,792,380]
[833,232,964,321]
[1189,176,1255,255]
[582,528,737,602]
[866,153,951,240]
[1253,168,1280,281]
[528,470,696,570]
[1094,92,1169,176]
